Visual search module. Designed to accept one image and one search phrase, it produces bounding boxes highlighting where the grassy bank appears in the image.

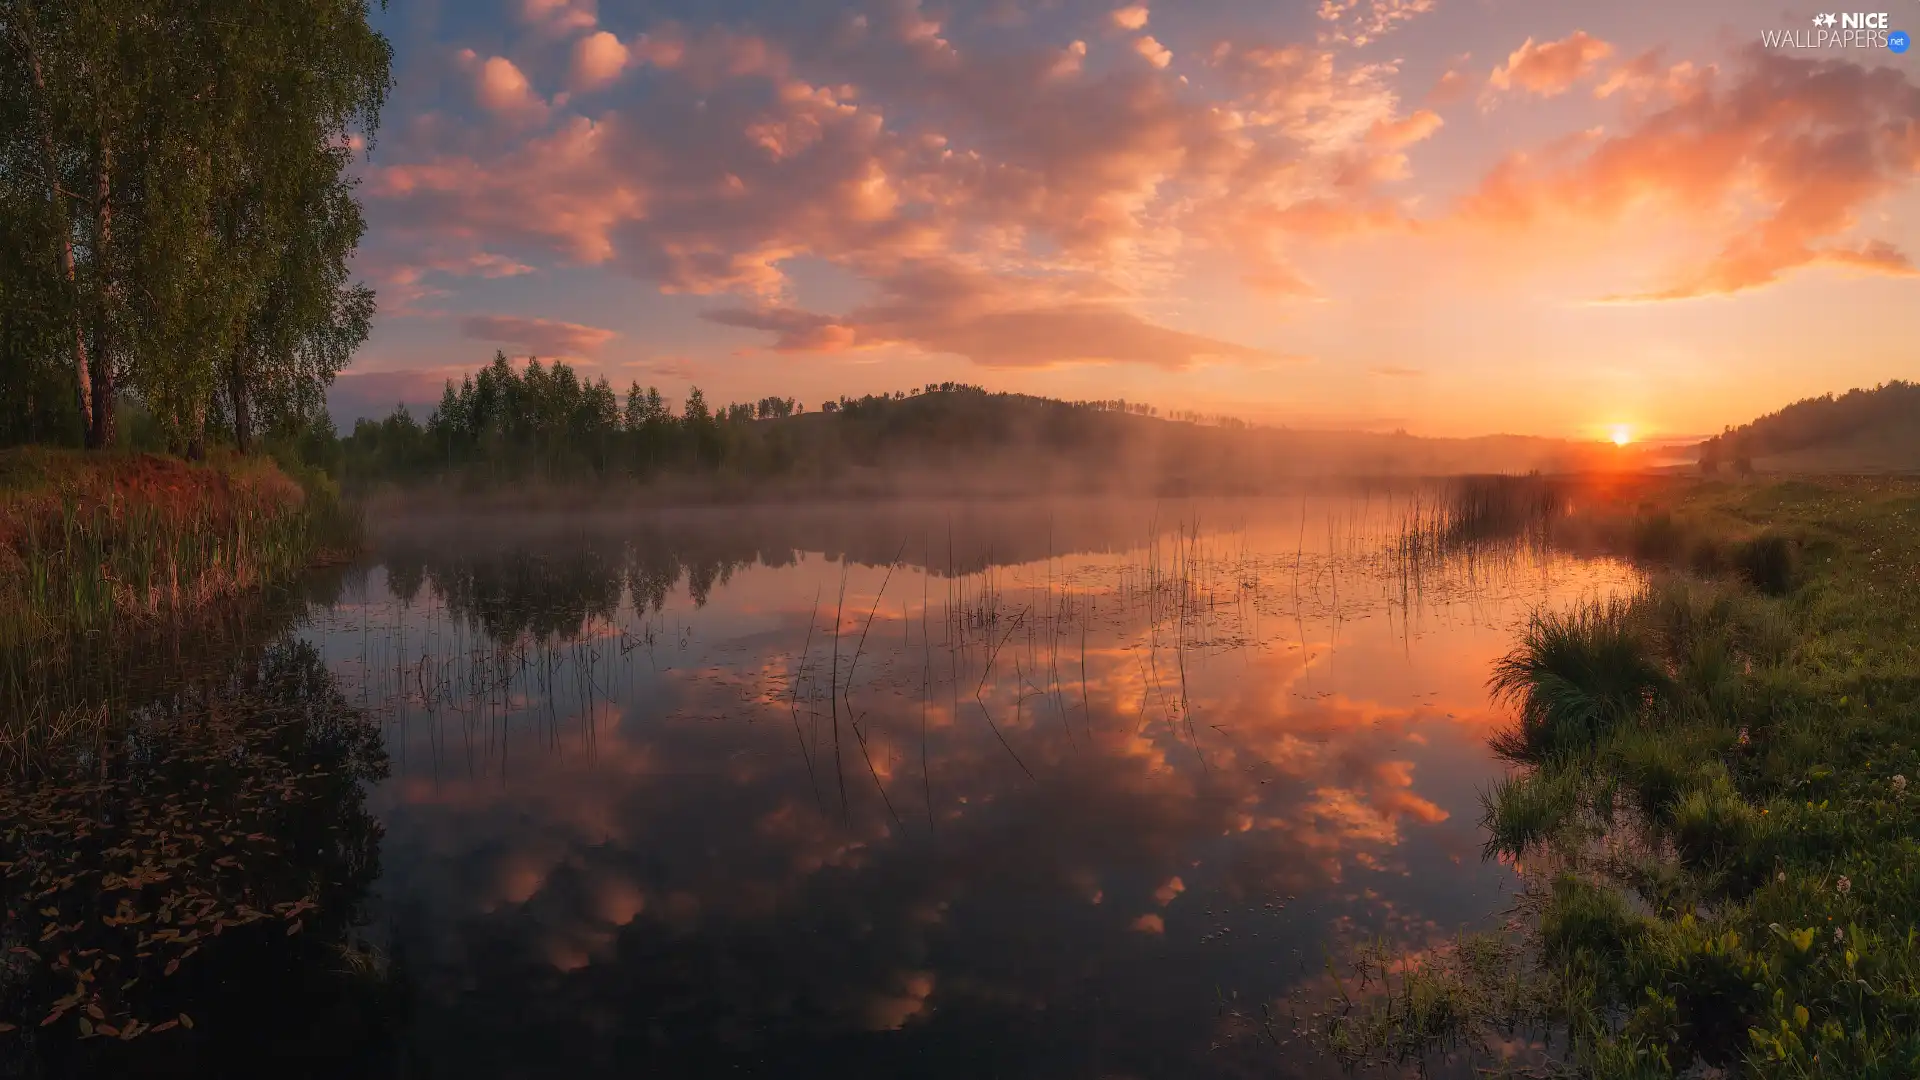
[1322,475,1920,1078]
[0,450,359,768]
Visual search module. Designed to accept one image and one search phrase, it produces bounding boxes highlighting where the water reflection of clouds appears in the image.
[310,500,1637,1075]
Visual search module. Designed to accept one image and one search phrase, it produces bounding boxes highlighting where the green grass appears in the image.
[1326,475,1920,1078]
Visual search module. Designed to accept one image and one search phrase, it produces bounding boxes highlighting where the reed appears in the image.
[0,449,357,651]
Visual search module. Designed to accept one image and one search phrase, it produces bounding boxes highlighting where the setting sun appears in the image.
[1611,426,1634,447]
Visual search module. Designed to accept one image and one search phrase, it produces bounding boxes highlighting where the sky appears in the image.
[332,0,1920,440]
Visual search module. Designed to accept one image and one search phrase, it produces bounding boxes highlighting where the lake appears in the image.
[3,492,1640,1078]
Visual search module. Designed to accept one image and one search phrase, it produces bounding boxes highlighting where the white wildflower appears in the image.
[1894,774,1909,796]
[1836,875,1851,896]
[1777,871,1787,884]
[1835,926,1845,944]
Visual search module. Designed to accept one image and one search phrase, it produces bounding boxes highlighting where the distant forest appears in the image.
[312,352,1632,494]
[1697,381,1920,472]
[319,351,1236,486]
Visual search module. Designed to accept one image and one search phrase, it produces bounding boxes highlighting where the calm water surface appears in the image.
[306,495,1636,1078]
[4,494,1638,1078]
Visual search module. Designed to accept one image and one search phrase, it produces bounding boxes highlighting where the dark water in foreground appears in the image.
[4,495,1638,1078]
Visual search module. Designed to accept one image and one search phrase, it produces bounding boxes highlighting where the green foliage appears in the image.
[1,0,390,451]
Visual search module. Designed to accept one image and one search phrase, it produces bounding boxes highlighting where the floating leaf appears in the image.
[178,1013,193,1029]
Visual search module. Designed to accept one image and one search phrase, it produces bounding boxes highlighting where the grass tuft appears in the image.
[1487,599,1669,764]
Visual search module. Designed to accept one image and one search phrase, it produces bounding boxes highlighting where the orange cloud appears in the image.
[1484,31,1614,100]
[461,315,618,356]
[1316,0,1436,47]
[1461,47,1920,300]
[1368,108,1442,149]
[1111,5,1150,31]
[1424,54,1475,107]
[1133,34,1172,68]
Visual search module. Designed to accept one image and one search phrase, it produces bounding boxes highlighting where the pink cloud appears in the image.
[362,250,538,315]
[1460,47,1920,299]
[372,11,1443,364]
[461,314,619,356]
[369,116,644,264]
[521,0,597,35]
[1484,31,1614,100]
[571,31,631,91]
[1110,5,1150,31]
[704,260,1287,370]
[458,51,549,121]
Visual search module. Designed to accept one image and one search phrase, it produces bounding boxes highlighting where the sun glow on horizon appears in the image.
[1610,425,1634,447]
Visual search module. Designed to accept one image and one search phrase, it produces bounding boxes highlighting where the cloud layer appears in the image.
[1463,46,1920,299]
[355,0,1920,397]
[461,314,619,356]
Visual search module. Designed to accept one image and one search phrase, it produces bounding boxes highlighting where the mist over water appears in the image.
[286,493,1639,1077]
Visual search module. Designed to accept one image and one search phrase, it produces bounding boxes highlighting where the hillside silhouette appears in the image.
[1697,381,1920,474]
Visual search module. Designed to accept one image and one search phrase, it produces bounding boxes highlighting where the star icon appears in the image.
[1820,13,1838,26]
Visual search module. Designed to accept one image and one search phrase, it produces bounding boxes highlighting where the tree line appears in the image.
[311,353,1244,486]
[1698,380,1919,472]
[1,1,391,454]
